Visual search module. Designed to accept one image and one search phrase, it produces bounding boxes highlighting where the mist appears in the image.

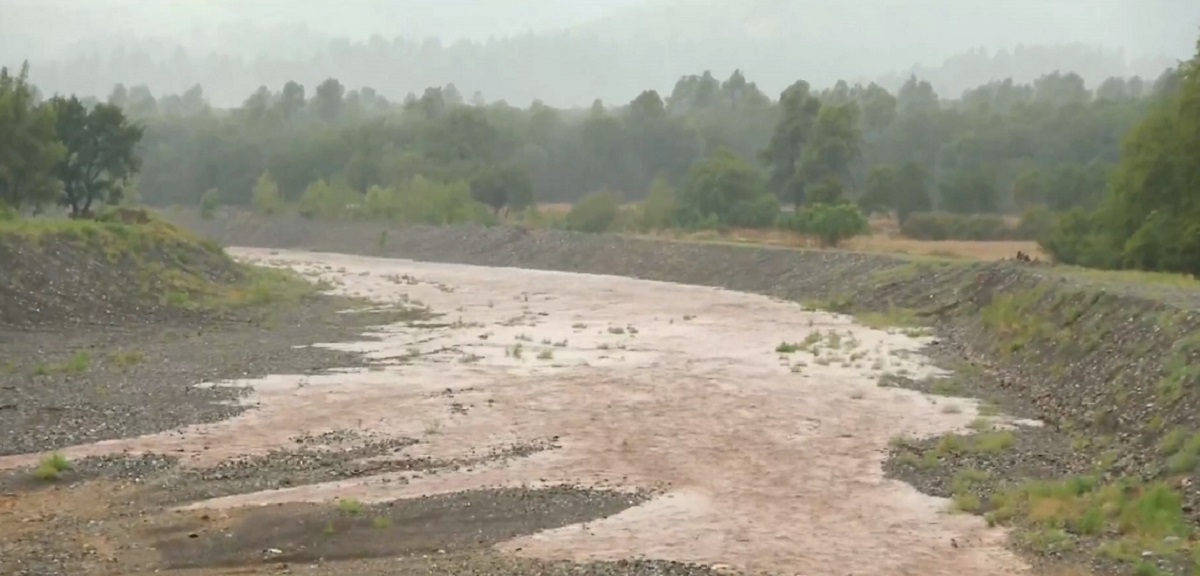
[2,0,1198,107]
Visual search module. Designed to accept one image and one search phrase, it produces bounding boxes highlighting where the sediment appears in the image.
[173,211,1200,575]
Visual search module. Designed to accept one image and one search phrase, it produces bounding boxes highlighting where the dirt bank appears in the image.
[173,212,1200,575]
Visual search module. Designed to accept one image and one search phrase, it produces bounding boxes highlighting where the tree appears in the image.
[761,81,822,206]
[1059,36,1200,274]
[469,164,534,215]
[50,96,144,217]
[566,189,622,233]
[252,171,284,215]
[0,62,64,211]
[858,165,895,216]
[893,162,933,224]
[796,102,863,193]
[807,203,870,247]
[939,168,998,214]
[680,148,774,227]
[635,175,678,231]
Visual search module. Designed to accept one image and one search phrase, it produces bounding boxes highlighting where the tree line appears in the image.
[2,36,1198,274]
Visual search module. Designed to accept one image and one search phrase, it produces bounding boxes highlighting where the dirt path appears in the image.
[1,248,1031,576]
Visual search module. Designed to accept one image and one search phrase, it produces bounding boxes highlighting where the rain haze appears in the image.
[2,0,1198,107]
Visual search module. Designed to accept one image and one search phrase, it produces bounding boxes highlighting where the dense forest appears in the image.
[1,35,1198,274]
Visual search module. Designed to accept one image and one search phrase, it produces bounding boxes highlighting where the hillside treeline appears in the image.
[2,36,1198,274]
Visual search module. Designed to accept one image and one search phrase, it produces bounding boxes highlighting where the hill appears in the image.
[0,208,312,328]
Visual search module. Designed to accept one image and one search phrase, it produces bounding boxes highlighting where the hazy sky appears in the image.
[4,0,1196,57]
[1,0,1198,106]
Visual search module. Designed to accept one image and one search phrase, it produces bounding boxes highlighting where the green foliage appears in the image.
[679,148,778,228]
[469,163,534,215]
[0,62,65,211]
[1044,39,1200,274]
[780,203,870,247]
[251,172,284,216]
[198,188,220,219]
[358,176,495,226]
[298,179,362,220]
[50,95,144,217]
[634,175,679,231]
[566,189,622,233]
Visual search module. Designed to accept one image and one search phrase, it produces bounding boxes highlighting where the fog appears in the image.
[2,0,1197,107]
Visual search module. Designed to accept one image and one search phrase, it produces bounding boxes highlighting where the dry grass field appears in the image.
[531,204,1044,262]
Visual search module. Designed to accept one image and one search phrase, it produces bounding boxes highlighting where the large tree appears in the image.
[0,62,64,211]
[761,81,822,207]
[51,96,144,217]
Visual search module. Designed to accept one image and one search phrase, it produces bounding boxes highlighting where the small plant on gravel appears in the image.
[941,404,962,414]
[607,326,626,335]
[572,323,587,329]
[323,521,336,536]
[537,349,554,360]
[682,315,695,321]
[372,516,392,529]
[515,333,533,342]
[775,341,799,354]
[34,452,72,481]
[968,417,995,432]
[63,351,92,373]
[510,343,524,359]
[338,498,364,515]
[553,339,568,347]
[109,349,145,369]
[973,431,1016,453]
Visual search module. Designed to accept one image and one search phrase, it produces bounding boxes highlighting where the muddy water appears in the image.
[1,248,1029,576]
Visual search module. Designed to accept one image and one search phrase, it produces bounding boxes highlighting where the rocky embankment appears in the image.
[175,211,1200,575]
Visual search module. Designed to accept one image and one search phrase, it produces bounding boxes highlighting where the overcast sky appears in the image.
[1,0,1197,106]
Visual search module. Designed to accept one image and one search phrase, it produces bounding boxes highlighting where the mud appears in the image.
[4,247,1033,575]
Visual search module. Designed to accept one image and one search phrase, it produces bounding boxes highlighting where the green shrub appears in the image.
[298,179,362,219]
[0,203,16,221]
[252,172,285,216]
[778,203,870,247]
[199,188,220,219]
[567,189,622,233]
[634,176,678,231]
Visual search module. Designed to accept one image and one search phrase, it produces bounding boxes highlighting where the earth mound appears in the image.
[0,208,294,327]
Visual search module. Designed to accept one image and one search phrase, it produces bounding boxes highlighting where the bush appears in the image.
[806,203,870,247]
[633,176,678,232]
[298,179,362,220]
[567,189,622,233]
[199,188,220,219]
[387,177,496,226]
[252,172,285,216]
[778,203,870,247]
[0,203,16,221]
[727,193,780,228]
